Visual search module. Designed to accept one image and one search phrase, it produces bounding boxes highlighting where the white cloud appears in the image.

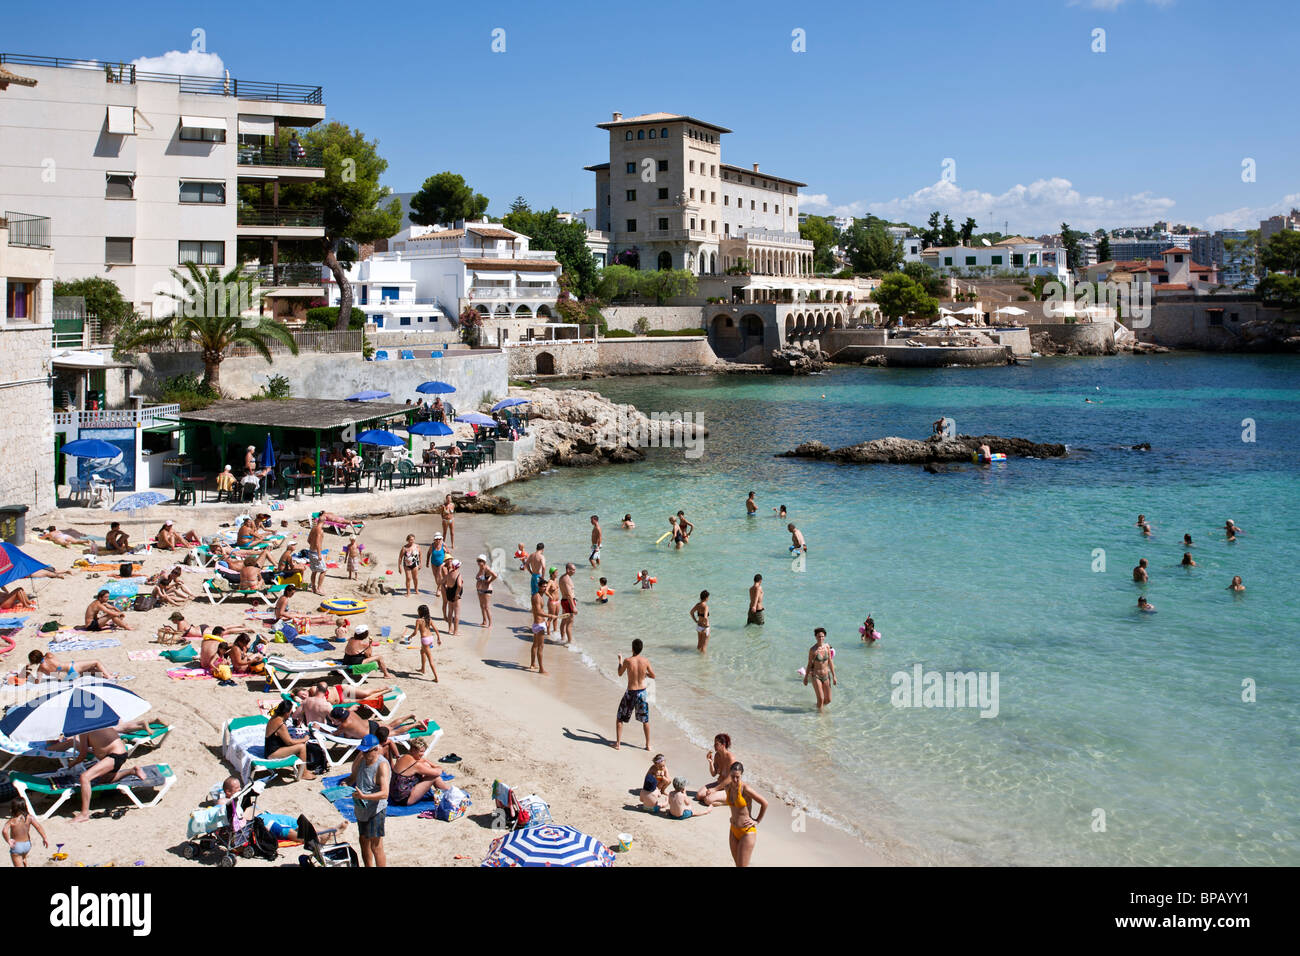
[1204,193,1300,231]
[802,177,1177,234]
[130,50,225,78]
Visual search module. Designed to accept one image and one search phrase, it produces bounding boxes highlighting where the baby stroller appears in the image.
[295,815,358,868]
[182,779,277,867]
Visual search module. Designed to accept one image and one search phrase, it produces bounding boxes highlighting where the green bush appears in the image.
[304,306,366,331]
[258,374,292,399]
[633,316,651,335]
[604,328,635,338]
[159,373,218,411]
[647,328,704,337]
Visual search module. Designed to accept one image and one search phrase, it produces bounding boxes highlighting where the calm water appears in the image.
[479,355,1300,865]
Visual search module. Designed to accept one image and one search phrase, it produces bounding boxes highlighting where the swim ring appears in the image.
[319,598,367,615]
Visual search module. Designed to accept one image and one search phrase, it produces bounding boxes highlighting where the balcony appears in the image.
[242,262,325,287]
[236,205,324,239]
[4,211,51,248]
[735,228,813,249]
[471,285,559,299]
[0,53,322,104]
[237,144,325,171]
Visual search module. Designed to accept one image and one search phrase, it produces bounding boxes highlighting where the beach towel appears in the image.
[167,668,212,681]
[289,636,336,655]
[128,650,162,661]
[319,773,452,821]
[0,617,31,630]
[47,637,121,652]
[77,562,142,573]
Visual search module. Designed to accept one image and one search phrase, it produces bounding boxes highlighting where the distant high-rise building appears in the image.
[1259,209,1300,244]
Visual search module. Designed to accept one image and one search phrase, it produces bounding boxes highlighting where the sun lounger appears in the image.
[120,720,172,756]
[265,656,368,693]
[0,729,86,770]
[308,719,441,767]
[279,686,407,717]
[222,715,303,785]
[9,763,176,820]
[202,577,288,606]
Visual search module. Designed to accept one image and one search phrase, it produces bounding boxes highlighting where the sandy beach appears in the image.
[2,503,883,867]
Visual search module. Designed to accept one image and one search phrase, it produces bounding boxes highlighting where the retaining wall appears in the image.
[507,338,718,377]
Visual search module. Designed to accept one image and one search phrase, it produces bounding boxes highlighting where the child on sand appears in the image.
[343,536,362,581]
[4,799,48,867]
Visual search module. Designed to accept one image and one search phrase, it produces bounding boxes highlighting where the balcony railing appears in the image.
[4,211,51,248]
[237,144,325,169]
[242,262,325,286]
[236,205,324,228]
[736,228,813,248]
[0,53,322,104]
[54,404,181,430]
[470,286,559,299]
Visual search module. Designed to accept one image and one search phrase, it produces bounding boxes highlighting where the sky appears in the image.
[3,0,1298,235]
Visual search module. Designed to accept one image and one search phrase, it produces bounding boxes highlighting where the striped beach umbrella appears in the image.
[480,824,616,868]
[0,681,150,744]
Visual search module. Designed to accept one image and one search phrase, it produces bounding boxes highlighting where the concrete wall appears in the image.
[507,338,718,377]
[603,305,705,332]
[1034,321,1114,353]
[131,349,509,407]
[1140,299,1295,349]
[0,325,56,518]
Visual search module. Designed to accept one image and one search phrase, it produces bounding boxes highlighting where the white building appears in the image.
[921,236,1065,281]
[887,226,923,263]
[325,221,563,338]
[0,52,327,317]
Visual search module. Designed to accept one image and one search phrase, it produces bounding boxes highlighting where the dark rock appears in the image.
[1130,442,1151,451]
[780,433,1068,465]
[451,491,516,514]
[769,346,826,375]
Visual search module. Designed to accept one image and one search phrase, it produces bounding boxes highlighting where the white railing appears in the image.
[471,286,559,299]
[54,404,181,430]
[737,228,812,248]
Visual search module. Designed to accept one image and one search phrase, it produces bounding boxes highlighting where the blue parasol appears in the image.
[408,421,454,436]
[263,432,276,470]
[491,398,531,412]
[0,681,150,744]
[345,390,392,402]
[416,381,456,395]
[455,413,496,427]
[60,438,123,460]
[0,542,53,589]
[481,824,616,868]
[356,429,404,447]
[110,491,170,512]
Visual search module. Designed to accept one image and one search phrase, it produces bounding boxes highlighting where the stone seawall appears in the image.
[507,338,718,377]
[602,305,706,333]
[833,344,1012,367]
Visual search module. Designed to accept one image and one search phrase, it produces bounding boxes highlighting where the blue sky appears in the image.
[4,0,1297,234]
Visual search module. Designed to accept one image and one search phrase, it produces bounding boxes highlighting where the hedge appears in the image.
[304,306,366,331]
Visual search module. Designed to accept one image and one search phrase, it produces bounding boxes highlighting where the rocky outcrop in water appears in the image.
[778,434,1068,464]
[499,387,708,477]
[451,491,515,514]
[769,345,827,375]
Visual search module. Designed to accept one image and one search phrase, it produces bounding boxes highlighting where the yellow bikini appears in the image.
[728,784,756,839]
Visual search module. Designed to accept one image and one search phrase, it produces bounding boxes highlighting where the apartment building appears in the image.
[0,52,327,317]
[921,236,1066,280]
[1259,209,1300,244]
[586,112,813,277]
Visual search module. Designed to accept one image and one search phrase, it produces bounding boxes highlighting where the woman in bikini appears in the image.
[696,733,737,806]
[27,650,112,681]
[398,534,422,596]
[440,495,456,548]
[544,567,561,636]
[474,555,497,628]
[160,611,204,643]
[803,627,837,710]
[387,738,453,807]
[229,634,265,675]
[263,700,315,780]
[725,761,767,867]
[405,604,441,680]
[442,558,464,637]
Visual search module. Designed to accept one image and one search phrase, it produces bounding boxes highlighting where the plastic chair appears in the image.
[428,351,443,359]
[280,466,300,500]
[374,350,389,361]
[172,474,195,506]
[400,349,415,360]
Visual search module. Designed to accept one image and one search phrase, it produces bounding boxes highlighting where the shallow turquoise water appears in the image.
[479,354,1300,865]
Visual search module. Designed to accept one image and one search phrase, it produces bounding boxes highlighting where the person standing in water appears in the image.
[747,574,764,626]
[745,492,757,516]
[690,590,711,652]
[804,627,837,711]
[589,515,603,568]
[1227,575,1246,592]
[524,543,546,596]
[1133,558,1148,583]
[615,639,654,751]
[440,495,456,548]
[788,523,807,554]
[558,563,578,644]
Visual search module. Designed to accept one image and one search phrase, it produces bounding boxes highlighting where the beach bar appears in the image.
[177,399,413,495]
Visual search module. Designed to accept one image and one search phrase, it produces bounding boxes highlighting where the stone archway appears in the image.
[657,251,672,271]
[740,313,764,353]
[535,351,556,375]
[536,305,552,318]
[515,304,533,318]
[709,313,742,358]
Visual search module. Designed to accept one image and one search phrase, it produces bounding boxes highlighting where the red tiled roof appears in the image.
[1161,247,1188,256]
[460,258,560,272]
[1152,283,1191,291]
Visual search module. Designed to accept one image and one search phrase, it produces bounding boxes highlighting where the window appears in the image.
[106,105,135,135]
[944,256,953,266]
[7,281,33,321]
[1029,253,1038,265]
[399,316,411,326]
[179,122,225,143]
[360,286,368,305]
[381,286,400,302]
[763,203,767,213]
[788,207,793,216]
[689,161,695,173]
[626,161,636,174]
[689,188,695,199]
[661,128,668,137]
[1208,310,1223,326]
[658,217,669,230]
[711,165,716,176]
[1012,254,1024,267]
[637,129,644,139]
[750,200,755,210]
[711,221,716,233]
[658,188,668,200]
[626,219,637,232]
[626,190,636,201]
[965,256,976,266]
[711,192,716,203]
[625,131,633,141]
[724,196,729,206]
[657,159,668,172]
[178,240,225,266]
[105,173,134,200]
[991,255,1003,265]
[690,218,696,229]
[105,237,133,264]
[724,223,730,236]
[649,129,656,139]
[750,177,755,185]
[179,180,225,204]
[1229,312,1239,322]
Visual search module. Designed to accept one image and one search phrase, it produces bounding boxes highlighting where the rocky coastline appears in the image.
[778,434,1069,465]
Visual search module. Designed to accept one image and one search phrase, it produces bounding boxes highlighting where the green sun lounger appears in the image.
[120,721,172,755]
[222,715,303,784]
[309,719,441,767]
[202,577,289,606]
[9,764,176,820]
[279,686,407,716]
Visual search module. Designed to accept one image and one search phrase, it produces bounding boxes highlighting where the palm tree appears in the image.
[117,262,297,390]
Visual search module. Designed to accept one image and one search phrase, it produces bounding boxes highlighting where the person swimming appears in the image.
[596,577,615,603]
[745,492,757,516]
[1183,533,1193,547]
[1181,552,1196,567]
[621,514,635,529]
[1137,595,1156,613]
[1227,575,1245,592]
[773,505,788,519]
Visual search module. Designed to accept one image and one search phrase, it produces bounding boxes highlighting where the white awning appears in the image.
[237,114,275,136]
[180,115,227,132]
[107,105,135,135]
[516,274,557,284]
[473,271,514,282]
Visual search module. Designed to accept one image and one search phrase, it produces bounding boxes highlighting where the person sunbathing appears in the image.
[229,634,265,674]
[218,776,344,841]
[292,682,395,723]
[84,589,131,630]
[39,526,85,547]
[269,585,334,627]
[323,706,426,743]
[104,522,131,554]
[27,650,112,680]
[387,738,453,806]
[263,701,315,780]
[70,727,147,823]
[155,521,200,550]
[341,625,391,678]
[0,586,34,610]
[161,611,204,642]
[277,544,307,576]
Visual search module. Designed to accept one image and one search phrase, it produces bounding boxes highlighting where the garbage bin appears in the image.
[0,504,29,545]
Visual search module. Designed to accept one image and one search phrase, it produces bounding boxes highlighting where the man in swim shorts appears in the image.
[690,590,711,653]
[525,543,546,595]
[615,639,655,751]
[747,574,764,626]
[530,586,555,674]
[1133,558,1148,583]
[307,513,334,594]
[559,563,578,644]
[589,516,602,568]
[746,492,757,516]
[788,523,806,554]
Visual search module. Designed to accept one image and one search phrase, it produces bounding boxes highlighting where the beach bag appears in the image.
[212,663,233,681]
[305,742,327,774]
[434,787,471,822]
[249,817,279,860]
[39,621,59,633]
[161,645,198,664]
[119,563,134,578]
[132,593,157,612]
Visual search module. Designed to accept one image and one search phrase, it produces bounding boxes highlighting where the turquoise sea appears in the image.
[478,354,1300,865]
